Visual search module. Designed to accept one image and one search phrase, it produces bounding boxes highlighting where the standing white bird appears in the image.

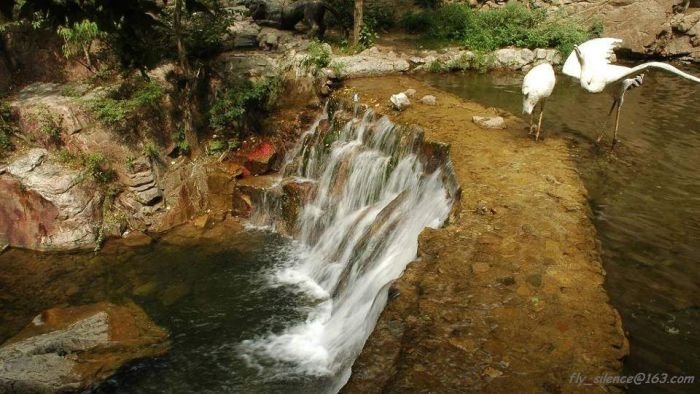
[522,62,556,141]
[563,37,700,149]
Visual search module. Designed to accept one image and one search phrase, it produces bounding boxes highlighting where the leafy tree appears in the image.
[57,19,101,71]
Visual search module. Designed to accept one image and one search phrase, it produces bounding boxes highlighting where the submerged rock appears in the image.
[472,115,506,129]
[0,302,168,393]
[420,95,437,106]
[0,148,103,251]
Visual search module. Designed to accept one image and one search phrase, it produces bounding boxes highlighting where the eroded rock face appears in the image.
[0,302,168,393]
[558,0,700,60]
[0,149,102,251]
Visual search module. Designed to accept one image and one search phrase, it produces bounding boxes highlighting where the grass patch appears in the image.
[55,149,116,184]
[401,3,596,55]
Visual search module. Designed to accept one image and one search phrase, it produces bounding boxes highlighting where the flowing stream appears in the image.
[240,106,456,390]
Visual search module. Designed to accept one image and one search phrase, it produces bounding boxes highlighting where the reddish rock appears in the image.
[243,142,278,175]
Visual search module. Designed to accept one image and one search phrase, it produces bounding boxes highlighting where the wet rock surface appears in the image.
[0,302,168,393]
[341,77,627,393]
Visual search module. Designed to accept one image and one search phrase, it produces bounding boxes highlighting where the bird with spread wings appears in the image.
[563,37,700,150]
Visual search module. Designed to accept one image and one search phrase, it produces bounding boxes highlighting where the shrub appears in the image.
[209,76,282,141]
[410,3,593,55]
[83,79,163,131]
[359,18,379,49]
[302,40,332,71]
[401,12,433,33]
[81,153,116,184]
[142,140,159,160]
[31,107,63,146]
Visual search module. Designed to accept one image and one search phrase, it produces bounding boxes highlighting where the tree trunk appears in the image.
[352,0,363,47]
[174,0,200,155]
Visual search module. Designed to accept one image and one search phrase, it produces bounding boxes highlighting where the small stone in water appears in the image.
[420,95,437,106]
[390,92,411,111]
[472,116,506,129]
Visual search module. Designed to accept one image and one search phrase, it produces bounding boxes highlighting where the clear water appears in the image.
[0,229,333,393]
[422,68,700,391]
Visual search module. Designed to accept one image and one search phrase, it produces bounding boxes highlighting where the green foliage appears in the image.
[209,76,281,141]
[407,3,593,55]
[589,18,604,38]
[364,5,396,31]
[83,80,163,131]
[302,40,332,71]
[181,6,230,57]
[57,19,101,69]
[174,128,190,155]
[142,140,159,159]
[359,18,379,49]
[31,107,63,146]
[208,139,226,154]
[3,0,220,73]
[55,149,115,184]
[401,12,432,34]
[81,152,115,183]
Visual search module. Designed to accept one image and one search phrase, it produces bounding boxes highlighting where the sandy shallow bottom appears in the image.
[341,76,627,393]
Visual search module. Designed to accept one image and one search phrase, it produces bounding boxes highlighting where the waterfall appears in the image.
[240,104,457,391]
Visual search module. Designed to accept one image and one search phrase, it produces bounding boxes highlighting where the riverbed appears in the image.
[421,68,700,391]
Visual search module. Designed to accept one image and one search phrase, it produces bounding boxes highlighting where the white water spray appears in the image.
[240,105,456,391]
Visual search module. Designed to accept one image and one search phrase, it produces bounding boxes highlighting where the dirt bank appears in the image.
[341,76,627,393]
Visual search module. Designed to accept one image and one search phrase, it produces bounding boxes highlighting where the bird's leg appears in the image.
[528,112,535,135]
[535,100,546,141]
[597,98,618,144]
[611,96,625,151]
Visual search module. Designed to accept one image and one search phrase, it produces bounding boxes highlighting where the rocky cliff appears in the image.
[539,0,700,60]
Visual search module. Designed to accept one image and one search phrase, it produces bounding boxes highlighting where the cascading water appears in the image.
[240,103,457,391]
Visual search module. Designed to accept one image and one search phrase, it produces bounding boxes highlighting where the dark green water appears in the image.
[0,227,330,393]
[422,68,700,392]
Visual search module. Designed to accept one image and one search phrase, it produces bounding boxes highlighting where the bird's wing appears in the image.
[562,38,623,79]
[607,61,700,85]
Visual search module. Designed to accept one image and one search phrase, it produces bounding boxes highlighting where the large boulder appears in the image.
[333,47,411,78]
[0,302,168,393]
[0,148,103,251]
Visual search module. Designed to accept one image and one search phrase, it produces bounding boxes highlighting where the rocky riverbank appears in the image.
[339,76,627,392]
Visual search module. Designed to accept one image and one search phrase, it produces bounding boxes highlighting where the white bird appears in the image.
[563,37,700,149]
[522,62,556,141]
